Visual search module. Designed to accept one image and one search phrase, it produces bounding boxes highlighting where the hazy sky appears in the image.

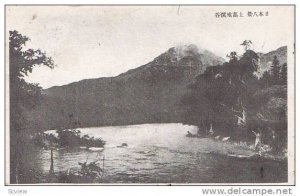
[6,6,294,88]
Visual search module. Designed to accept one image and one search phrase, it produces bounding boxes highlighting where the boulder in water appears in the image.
[117,143,128,148]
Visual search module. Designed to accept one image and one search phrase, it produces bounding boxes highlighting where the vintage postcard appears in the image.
[5,5,295,185]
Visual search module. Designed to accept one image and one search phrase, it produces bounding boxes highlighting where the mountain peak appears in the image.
[168,44,200,60]
[117,44,224,80]
[152,44,224,69]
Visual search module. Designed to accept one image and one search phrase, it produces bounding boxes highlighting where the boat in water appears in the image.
[228,153,260,159]
[88,147,105,151]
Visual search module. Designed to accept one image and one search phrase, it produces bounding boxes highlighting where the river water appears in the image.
[37,123,287,183]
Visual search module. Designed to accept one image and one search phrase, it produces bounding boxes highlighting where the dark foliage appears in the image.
[33,130,106,148]
[260,56,288,86]
[56,130,106,148]
[9,30,55,183]
[182,46,287,152]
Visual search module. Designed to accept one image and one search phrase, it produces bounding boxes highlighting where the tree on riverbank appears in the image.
[33,130,106,149]
[10,30,55,183]
[181,43,287,152]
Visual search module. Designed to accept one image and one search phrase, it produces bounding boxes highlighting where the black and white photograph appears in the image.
[5,5,295,185]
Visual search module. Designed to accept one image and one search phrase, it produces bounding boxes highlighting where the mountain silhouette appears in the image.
[27,45,224,130]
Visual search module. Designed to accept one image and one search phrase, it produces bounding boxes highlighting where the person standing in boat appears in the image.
[252,130,262,151]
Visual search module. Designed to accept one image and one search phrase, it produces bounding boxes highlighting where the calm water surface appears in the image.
[37,123,287,183]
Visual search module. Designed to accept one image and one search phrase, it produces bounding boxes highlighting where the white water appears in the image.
[38,123,287,183]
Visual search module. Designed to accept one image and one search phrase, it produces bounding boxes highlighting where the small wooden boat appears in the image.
[88,147,104,151]
[227,153,262,160]
[228,154,253,158]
